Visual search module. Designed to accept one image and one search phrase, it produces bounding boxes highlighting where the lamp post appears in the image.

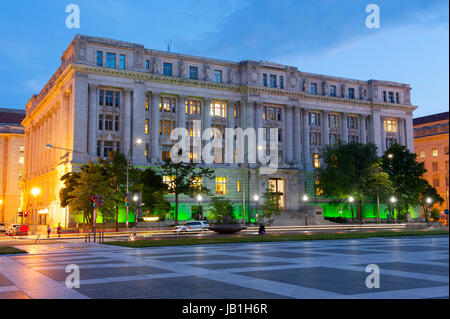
[253,194,259,224]
[426,197,433,226]
[302,194,308,226]
[31,187,40,235]
[132,194,139,236]
[349,196,355,224]
[390,196,397,224]
[126,139,143,229]
[196,195,203,220]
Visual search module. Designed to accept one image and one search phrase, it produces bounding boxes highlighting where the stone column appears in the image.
[227,101,236,130]
[202,98,212,142]
[254,102,263,149]
[404,114,414,152]
[73,74,89,164]
[150,92,160,163]
[88,84,98,158]
[322,110,329,146]
[371,109,383,156]
[123,89,132,158]
[341,112,348,143]
[177,95,187,131]
[360,115,367,144]
[285,105,293,163]
[293,106,303,168]
[380,116,386,153]
[131,83,146,164]
[303,108,312,170]
[398,118,406,146]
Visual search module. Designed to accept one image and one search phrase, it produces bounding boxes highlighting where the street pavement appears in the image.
[0,235,448,299]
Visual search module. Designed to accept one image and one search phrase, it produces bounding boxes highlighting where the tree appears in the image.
[139,167,170,219]
[208,197,235,224]
[381,144,430,219]
[260,186,282,224]
[160,160,214,225]
[317,142,379,223]
[418,180,444,222]
[361,162,394,223]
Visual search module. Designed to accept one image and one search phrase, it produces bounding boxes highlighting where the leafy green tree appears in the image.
[208,197,235,224]
[139,167,170,219]
[317,142,379,223]
[160,160,214,225]
[418,180,444,222]
[260,186,282,224]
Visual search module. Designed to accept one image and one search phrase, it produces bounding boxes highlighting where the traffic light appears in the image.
[24,211,28,217]
[18,211,23,217]
[91,195,97,207]
[125,192,129,206]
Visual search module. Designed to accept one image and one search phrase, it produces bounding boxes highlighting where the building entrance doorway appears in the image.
[269,178,285,209]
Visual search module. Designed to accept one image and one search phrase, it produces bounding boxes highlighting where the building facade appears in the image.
[0,108,25,225]
[414,112,449,215]
[21,35,417,226]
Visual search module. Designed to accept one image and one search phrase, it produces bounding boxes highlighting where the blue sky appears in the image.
[0,0,448,117]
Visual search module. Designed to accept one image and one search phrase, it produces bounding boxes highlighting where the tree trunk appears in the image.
[115,207,119,232]
[376,193,381,224]
[357,200,363,224]
[175,193,179,226]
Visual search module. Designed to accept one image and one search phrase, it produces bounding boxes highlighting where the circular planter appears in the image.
[208,224,247,234]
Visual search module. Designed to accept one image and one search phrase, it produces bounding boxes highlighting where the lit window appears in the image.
[214,70,222,83]
[216,177,227,195]
[19,146,24,152]
[211,101,226,118]
[119,54,125,70]
[384,119,397,133]
[145,119,149,135]
[145,143,149,160]
[312,153,320,168]
[432,149,438,157]
[163,176,175,193]
[160,97,176,113]
[419,150,425,158]
[19,157,24,164]
[145,98,149,110]
[163,63,173,76]
[186,100,201,115]
[237,180,241,192]
[192,177,202,190]
[106,53,116,68]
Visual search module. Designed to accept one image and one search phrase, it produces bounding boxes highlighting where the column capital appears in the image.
[88,83,98,90]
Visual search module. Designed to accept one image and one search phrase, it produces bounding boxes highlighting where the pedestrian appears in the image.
[57,223,62,238]
[47,225,51,238]
[258,223,265,235]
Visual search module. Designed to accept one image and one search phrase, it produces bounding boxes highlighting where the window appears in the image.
[330,85,336,97]
[145,143,149,160]
[145,98,149,110]
[433,178,440,188]
[348,88,355,99]
[279,76,284,89]
[211,101,226,118]
[312,153,320,168]
[432,148,438,157]
[383,91,387,102]
[104,115,114,131]
[214,70,222,83]
[270,75,277,88]
[310,83,317,95]
[420,150,425,158]
[310,112,321,126]
[266,107,275,121]
[348,116,358,129]
[310,132,321,146]
[216,177,227,195]
[237,180,241,192]
[119,54,125,69]
[384,119,397,132]
[114,92,120,107]
[349,135,358,143]
[192,177,202,190]
[388,91,394,103]
[96,51,103,67]
[432,162,438,172]
[106,53,116,68]
[329,114,337,128]
[395,92,400,104]
[103,141,114,158]
[105,91,113,106]
[114,116,119,131]
[160,97,176,113]
[445,147,449,155]
[162,150,171,162]
[146,60,150,70]
[145,119,149,135]
[98,114,103,130]
[263,74,267,87]
[386,137,396,148]
[189,66,198,80]
[163,63,173,76]
[99,90,104,105]
[19,157,24,164]
[329,134,337,146]
[186,100,201,115]
[19,146,25,152]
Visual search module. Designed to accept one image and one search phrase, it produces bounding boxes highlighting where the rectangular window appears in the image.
[187,100,201,115]
[388,91,394,103]
[383,91,387,102]
[146,60,150,69]
[189,66,198,80]
[432,162,438,172]
[310,113,321,126]
[103,141,113,158]
[312,153,320,168]
[237,180,241,192]
[99,90,104,106]
[432,148,438,156]
[445,147,449,155]
[384,119,397,132]
[211,101,226,118]
[114,92,120,107]
[115,116,119,131]
[386,137,396,148]
[395,92,400,104]
[279,76,284,89]
[348,116,358,129]
[330,85,336,97]
[270,75,277,88]
[145,98,149,110]
[106,53,116,68]
[420,150,425,158]
[163,63,173,76]
[349,135,358,143]
[263,74,267,87]
[329,134,337,146]
[97,141,101,157]
[348,88,355,99]
[145,119,149,135]
[105,91,113,106]
[329,114,336,128]
[119,54,125,69]
[216,177,227,195]
[163,120,171,136]
[98,115,103,130]
[214,70,222,83]
[433,178,440,188]
[145,143,149,160]
[96,51,103,67]
[105,115,114,131]
[160,97,176,113]
[310,83,317,95]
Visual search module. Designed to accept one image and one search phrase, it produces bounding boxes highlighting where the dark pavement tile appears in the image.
[189,262,294,270]
[154,255,243,262]
[315,248,384,255]
[0,273,13,287]
[355,262,449,277]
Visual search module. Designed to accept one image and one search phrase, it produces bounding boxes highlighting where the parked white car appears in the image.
[174,221,210,233]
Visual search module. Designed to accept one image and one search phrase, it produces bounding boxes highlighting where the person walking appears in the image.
[47,225,51,238]
[57,223,62,238]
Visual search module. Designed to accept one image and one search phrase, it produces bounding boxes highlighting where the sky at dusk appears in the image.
[0,0,448,117]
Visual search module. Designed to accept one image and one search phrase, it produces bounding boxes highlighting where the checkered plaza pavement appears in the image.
[0,235,448,299]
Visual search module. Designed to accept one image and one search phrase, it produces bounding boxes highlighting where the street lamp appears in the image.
[302,194,308,226]
[196,195,203,220]
[253,195,259,224]
[126,139,143,229]
[31,187,40,235]
[349,196,355,224]
[390,196,397,224]
[387,153,394,159]
[426,197,433,226]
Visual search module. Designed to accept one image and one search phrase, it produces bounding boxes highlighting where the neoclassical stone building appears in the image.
[21,35,417,227]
